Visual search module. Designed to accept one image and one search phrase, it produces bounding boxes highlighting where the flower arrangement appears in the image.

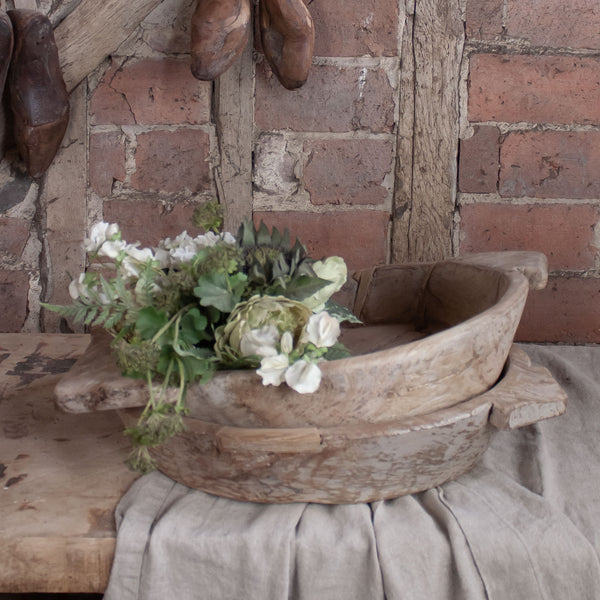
[45,205,359,472]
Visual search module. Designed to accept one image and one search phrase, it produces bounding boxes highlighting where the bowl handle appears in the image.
[455,251,548,290]
[487,346,567,430]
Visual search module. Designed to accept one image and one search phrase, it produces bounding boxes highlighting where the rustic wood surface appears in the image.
[392,0,464,263]
[55,253,539,428]
[116,345,566,503]
[214,20,254,233]
[0,333,138,593]
[53,0,163,92]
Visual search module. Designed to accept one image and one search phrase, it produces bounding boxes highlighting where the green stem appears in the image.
[151,304,194,344]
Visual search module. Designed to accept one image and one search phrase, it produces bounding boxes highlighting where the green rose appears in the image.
[214,295,312,363]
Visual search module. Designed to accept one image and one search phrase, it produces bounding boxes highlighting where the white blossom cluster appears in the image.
[242,310,341,394]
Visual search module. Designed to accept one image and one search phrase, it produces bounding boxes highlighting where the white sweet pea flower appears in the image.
[84,222,120,253]
[98,239,126,259]
[256,353,290,386]
[68,273,88,300]
[285,359,322,394]
[222,231,236,244]
[303,256,347,312]
[302,311,341,348]
[240,325,279,358]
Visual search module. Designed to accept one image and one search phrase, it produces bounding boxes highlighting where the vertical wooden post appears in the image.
[392,0,465,263]
[213,37,254,234]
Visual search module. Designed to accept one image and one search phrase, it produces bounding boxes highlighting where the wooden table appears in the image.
[0,334,139,593]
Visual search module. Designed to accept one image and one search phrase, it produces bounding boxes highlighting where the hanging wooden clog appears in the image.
[259,0,315,90]
[0,11,13,159]
[8,9,69,178]
[190,0,251,81]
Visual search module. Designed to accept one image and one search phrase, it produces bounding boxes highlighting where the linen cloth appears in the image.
[103,345,600,600]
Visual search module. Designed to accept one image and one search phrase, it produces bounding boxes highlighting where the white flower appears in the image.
[222,232,236,244]
[302,311,341,348]
[280,331,294,354]
[257,354,289,386]
[303,256,347,312]
[98,239,126,259]
[285,359,322,394]
[153,247,171,268]
[68,273,88,300]
[84,222,120,253]
[125,245,154,262]
[240,325,279,358]
[194,232,220,247]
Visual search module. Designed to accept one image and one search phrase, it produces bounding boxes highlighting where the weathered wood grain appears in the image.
[214,35,254,233]
[116,343,566,503]
[0,333,137,593]
[53,0,163,92]
[392,0,465,263]
[488,346,567,430]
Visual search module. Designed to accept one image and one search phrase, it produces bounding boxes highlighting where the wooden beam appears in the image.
[392,0,464,263]
[213,38,254,233]
[53,0,164,92]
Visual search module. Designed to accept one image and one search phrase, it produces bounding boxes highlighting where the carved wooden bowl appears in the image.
[54,251,567,503]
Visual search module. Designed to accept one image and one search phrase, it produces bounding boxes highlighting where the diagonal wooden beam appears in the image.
[53,0,164,92]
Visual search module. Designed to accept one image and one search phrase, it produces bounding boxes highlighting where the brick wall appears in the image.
[0,0,598,343]
[459,0,600,343]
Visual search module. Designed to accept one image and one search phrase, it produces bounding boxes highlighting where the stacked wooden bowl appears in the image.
[55,252,567,503]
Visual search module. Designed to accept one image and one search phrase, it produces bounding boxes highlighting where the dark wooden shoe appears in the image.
[8,9,69,178]
[0,11,13,159]
[259,0,314,90]
[190,0,251,81]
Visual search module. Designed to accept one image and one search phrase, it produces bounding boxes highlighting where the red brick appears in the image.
[0,217,29,256]
[468,55,600,125]
[90,58,211,126]
[255,63,395,133]
[103,199,204,248]
[499,131,600,199]
[131,129,211,193]
[253,210,390,271]
[460,203,600,270]
[459,126,500,193]
[0,270,28,332]
[516,276,600,343]
[506,0,600,50]
[309,0,398,57]
[303,139,393,205]
[465,0,503,40]
[89,132,126,196]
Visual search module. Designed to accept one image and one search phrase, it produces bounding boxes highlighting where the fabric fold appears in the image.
[103,345,600,600]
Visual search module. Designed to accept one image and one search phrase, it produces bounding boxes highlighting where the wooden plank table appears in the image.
[0,333,139,593]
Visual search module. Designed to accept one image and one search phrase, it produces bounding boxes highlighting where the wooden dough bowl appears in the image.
[55,251,567,503]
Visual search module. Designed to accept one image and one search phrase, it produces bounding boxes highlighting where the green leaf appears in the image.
[179,307,209,345]
[283,275,331,301]
[136,306,169,340]
[194,272,247,312]
[322,343,352,361]
[194,272,235,312]
[256,221,272,246]
[324,300,362,324]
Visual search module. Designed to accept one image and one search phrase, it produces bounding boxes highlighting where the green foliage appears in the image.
[191,200,224,233]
